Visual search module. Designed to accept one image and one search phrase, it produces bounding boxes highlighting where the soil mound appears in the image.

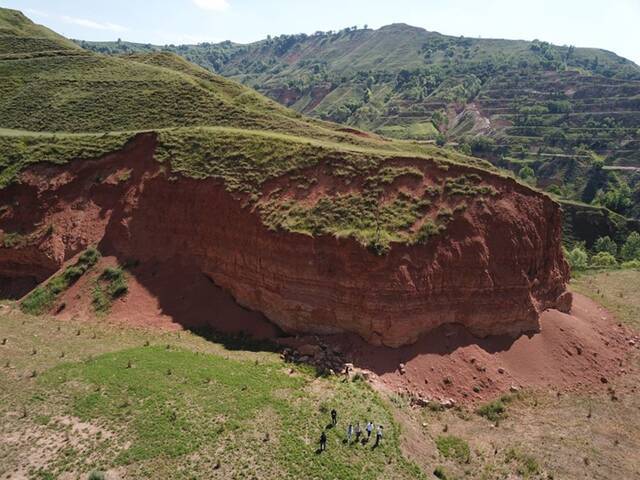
[322,293,633,404]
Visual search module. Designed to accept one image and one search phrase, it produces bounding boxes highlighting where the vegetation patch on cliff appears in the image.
[91,267,128,315]
[0,131,133,188]
[21,248,100,315]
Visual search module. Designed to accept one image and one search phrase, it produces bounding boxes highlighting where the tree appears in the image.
[595,180,633,215]
[435,134,446,147]
[518,166,536,185]
[565,246,588,271]
[590,251,617,268]
[594,236,617,256]
[621,231,640,261]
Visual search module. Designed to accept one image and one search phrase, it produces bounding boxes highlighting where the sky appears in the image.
[2,0,639,64]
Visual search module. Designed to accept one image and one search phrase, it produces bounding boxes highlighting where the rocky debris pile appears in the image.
[279,340,348,375]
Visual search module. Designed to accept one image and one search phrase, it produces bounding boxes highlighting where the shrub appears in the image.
[622,259,640,269]
[621,231,640,261]
[593,236,617,256]
[564,246,588,271]
[476,399,506,422]
[87,471,106,480]
[436,435,470,463]
[590,251,617,268]
[92,267,129,314]
[518,166,536,185]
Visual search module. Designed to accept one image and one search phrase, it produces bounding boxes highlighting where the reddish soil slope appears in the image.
[0,133,570,346]
[323,293,635,404]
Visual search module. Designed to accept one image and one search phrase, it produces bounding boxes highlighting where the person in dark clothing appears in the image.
[331,409,337,426]
[320,431,327,451]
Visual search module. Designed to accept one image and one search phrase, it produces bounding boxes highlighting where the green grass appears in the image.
[1,231,26,248]
[0,310,426,478]
[91,267,128,315]
[20,248,100,315]
[0,132,133,187]
[74,20,640,246]
[0,7,546,256]
[435,435,471,463]
[571,269,640,330]
[504,448,540,478]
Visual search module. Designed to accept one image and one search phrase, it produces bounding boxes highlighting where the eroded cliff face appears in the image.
[0,134,571,347]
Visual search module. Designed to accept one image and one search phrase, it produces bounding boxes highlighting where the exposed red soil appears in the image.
[54,255,280,340]
[310,293,635,404]
[1,133,571,348]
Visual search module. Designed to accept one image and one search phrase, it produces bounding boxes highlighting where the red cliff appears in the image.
[0,134,571,347]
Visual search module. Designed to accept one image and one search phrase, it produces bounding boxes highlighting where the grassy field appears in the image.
[0,308,423,479]
[571,268,640,330]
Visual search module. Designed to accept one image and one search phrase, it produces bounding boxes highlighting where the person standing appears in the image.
[355,422,361,442]
[320,430,327,451]
[347,423,353,443]
[374,425,383,447]
[366,421,373,440]
[331,408,337,426]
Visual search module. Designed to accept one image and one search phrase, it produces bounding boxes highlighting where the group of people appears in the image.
[319,409,384,452]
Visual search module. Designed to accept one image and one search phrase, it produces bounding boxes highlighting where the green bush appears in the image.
[565,246,588,271]
[92,266,129,314]
[87,472,106,480]
[621,231,640,261]
[518,166,536,185]
[476,399,506,422]
[435,435,470,463]
[622,259,640,269]
[590,251,618,268]
[593,236,617,256]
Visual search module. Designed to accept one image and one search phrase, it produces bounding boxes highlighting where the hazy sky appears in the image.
[2,0,639,64]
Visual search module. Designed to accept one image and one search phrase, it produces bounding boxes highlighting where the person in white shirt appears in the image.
[366,421,373,441]
[374,425,383,447]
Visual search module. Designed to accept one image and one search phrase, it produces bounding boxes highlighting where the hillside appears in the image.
[78,25,640,242]
[2,9,639,480]
[0,7,572,347]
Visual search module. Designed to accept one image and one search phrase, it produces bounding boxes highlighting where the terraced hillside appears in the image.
[79,25,640,243]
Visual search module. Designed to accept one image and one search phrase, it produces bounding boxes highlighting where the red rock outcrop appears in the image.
[0,133,571,347]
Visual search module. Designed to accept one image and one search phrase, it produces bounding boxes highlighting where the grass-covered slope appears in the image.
[0,310,423,479]
[0,8,80,56]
